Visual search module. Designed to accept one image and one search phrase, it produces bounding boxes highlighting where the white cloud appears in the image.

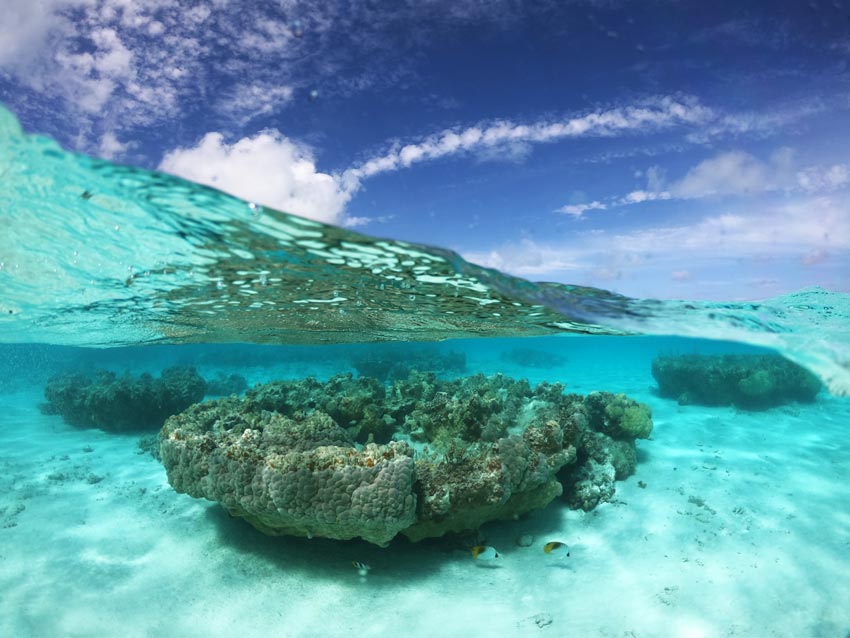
[557,201,607,218]
[687,100,827,142]
[463,238,583,276]
[216,83,295,125]
[612,148,847,210]
[342,213,395,228]
[341,96,713,190]
[90,27,133,77]
[0,0,65,67]
[463,194,850,295]
[619,190,671,204]
[670,150,773,198]
[665,147,795,199]
[98,130,129,159]
[474,140,533,164]
[7,0,646,150]
[797,164,850,192]
[158,130,353,226]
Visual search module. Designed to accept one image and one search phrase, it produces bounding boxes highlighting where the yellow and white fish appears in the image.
[352,560,371,577]
[543,541,570,558]
[471,545,500,561]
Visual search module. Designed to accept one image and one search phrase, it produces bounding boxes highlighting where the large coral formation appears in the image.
[652,353,821,409]
[499,346,566,369]
[159,371,653,545]
[161,402,416,545]
[584,391,653,440]
[406,419,576,542]
[42,366,206,432]
[204,372,248,396]
[350,344,466,382]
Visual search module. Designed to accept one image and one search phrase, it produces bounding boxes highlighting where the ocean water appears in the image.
[2,105,850,637]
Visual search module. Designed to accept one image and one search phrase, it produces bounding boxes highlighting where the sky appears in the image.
[1,0,849,300]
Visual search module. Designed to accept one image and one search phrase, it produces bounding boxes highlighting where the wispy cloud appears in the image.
[159,95,717,226]
[341,96,713,190]
[686,99,828,143]
[464,194,850,298]
[619,190,672,205]
[797,163,850,192]
[557,201,607,218]
[562,148,850,218]
[669,149,790,197]
[216,84,295,126]
[0,0,611,154]
[626,149,849,202]
[463,238,584,277]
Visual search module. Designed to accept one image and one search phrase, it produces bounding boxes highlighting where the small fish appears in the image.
[471,545,500,561]
[352,560,371,576]
[543,541,570,557]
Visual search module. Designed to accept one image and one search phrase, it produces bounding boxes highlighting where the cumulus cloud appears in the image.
[159,130,353,226]
[154,95,713,229]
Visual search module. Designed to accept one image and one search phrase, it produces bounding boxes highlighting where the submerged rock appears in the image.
[159,371,653,545]
[652,353,821,409]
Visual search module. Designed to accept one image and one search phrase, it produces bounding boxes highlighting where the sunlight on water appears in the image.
[1,105,848,395]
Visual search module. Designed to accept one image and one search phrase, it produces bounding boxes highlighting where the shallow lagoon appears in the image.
[1,336,849,638]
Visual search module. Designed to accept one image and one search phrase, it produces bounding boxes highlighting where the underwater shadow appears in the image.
[199,496,583,585]
[202,504,467,584]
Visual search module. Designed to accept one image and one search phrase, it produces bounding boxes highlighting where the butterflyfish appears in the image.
[352,561,371,576]
[543,541,570,557]
[471,545,500,560]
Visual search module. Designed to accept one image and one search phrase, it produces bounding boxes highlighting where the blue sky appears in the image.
[1,0,849,300]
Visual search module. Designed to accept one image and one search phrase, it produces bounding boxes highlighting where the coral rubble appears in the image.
[42,366,206,432]
[160,371,653,545]
[652,353,821,409]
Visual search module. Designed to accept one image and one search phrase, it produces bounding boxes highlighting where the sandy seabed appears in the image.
[1,346,849,638]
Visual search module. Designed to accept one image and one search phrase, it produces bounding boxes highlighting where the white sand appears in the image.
[1,343,849,638]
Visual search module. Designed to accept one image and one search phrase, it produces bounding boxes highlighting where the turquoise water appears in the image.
[2,106,850,636]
